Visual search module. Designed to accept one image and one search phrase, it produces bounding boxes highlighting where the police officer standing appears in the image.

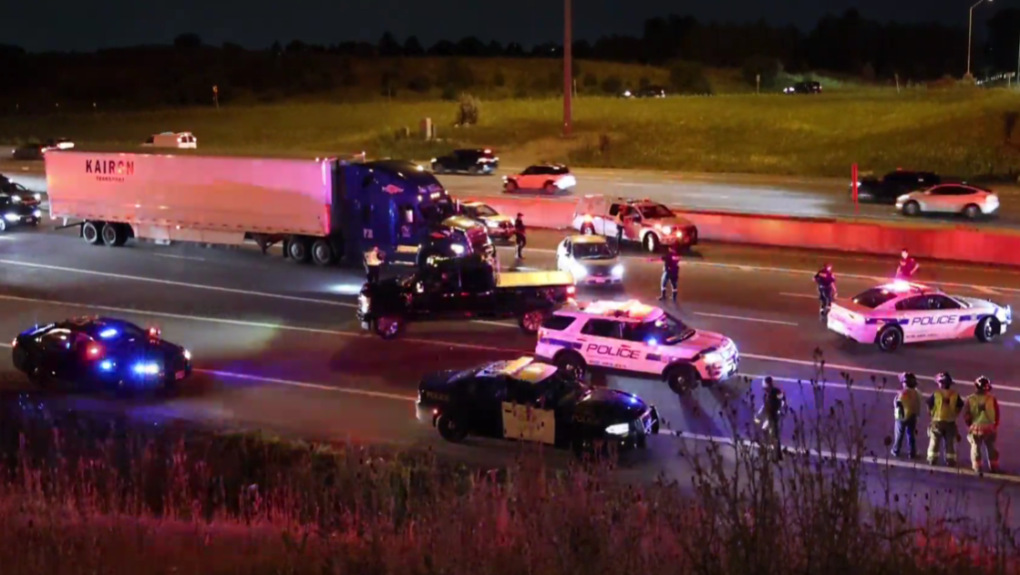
[965,376,1001,474]
[658,245,681,302]
[364,246,385,284]
[896,249,919,280]
[514,213,526,259]
[926,372,964,466]
[755,376,788,461]
[891,372,921,459]
[813,263,837,319]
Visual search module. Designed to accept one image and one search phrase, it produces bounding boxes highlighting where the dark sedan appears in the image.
[11,317,193,393]
[416,356,660,456]
[852,170,940,204]
[0,193,41,232]
[431,149,499,175]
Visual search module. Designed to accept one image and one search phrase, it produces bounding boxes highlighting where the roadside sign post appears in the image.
[213,85,219,110]
[852,164,859,215]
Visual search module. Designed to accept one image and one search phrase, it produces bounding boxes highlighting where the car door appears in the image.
[619,207,643,241]
[923,186,958,213]
[517,167,539,189]
[577,318,641,370]
[602,203,623,237]
[501,378,556,444]
[925,294,969,339]
[557,239,572,272]
[895,295,957,342]
[462,377,506,438]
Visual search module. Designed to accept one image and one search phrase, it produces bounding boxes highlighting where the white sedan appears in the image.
[827,281,1011,352]
[896,184,999,219]
[555,235,624,286]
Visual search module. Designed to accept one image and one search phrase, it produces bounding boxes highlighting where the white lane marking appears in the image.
[152,253,207,262]
[780,292,846,301]
[0,294,520,355]
[0,259,356,308]
[692,312,798,327]
[201,369,415,402]
[672,431,1020,483]
[472,320,518,328]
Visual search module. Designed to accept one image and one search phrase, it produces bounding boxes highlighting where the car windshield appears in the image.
[469,204,498,217]
[627,313,695,345]
[852,288,900,309]
[421,199,458,223]
[638,204,673,219]
[573,242,614,259]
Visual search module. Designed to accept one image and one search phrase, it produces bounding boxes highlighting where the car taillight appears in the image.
[567,286,576,295]
[148,327,161,339]
[87,344,102,358]
[11,338,17,347]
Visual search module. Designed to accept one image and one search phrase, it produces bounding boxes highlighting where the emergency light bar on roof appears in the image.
[881,281,933,294]
[583,300,661,321]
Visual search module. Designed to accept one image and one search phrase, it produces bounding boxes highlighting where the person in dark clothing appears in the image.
[755,376,788,461]
[658,245,681,301]
[514,213,526,259]
[896,249,919,280]
[615,222,624,252]
[814,263,837,318]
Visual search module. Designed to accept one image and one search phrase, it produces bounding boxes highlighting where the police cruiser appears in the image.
[827,281,1012,352]
[535,300,738,393]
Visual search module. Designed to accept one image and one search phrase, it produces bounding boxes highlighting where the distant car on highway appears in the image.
[459,201,514,241]
[535,300,739,394]
[852,170,940,204]
[415,355,660,454]
[431,149,499,175]
[572,195,698,253]
[11,317,193,393]
[11,139,74,161]
[783,81,822,94]
[503,164,576,194]
[896,183,999,219]
[827,281,1012,352]
[556,235,624,286]
[142,132,197,149]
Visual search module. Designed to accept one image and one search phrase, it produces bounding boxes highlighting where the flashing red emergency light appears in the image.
[86,344,102,358]
[148,327,161,339]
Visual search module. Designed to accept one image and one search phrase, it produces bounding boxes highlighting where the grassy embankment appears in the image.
[3,89,1020,178]
[0,368,1015,575]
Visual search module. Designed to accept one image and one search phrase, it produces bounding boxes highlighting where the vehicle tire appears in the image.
[518,309,548,334]
[287,236,311,263]
[310,238,335,267]
[664,364,699,394]
[963,204,981,220]
[504,180,518,193]
[436,413,469,443]
[976,316,1001,343]
[876,325,904,352]
[374,315,405,340]
[543,181,557,194]
[554,351,587,380]
[902,201,921,217]
[101,222,126,247]
[82,221,101,245]
[643,232,660,253]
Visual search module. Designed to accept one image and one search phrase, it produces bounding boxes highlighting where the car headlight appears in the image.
[703,352,723,365]
[183,349,191,361]
[486,220,499,229]
[4,213,20,222]
[11,196,20,203]
[133,362,160,376]
[450,244,465,255]
[571,261,587,278]
[605,423,630,436]
[33,193,41,201]
[611,264,624,277]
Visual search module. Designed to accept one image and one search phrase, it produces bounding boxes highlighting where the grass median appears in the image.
[0,366,1014,574]
[3,89,1020,178]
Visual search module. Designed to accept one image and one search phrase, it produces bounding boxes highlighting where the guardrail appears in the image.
[468,195,1020,267]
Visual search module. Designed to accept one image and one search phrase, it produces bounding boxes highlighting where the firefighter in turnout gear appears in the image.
[891,372,921,459]
[965,376,1001,474]
[926,372,964,466]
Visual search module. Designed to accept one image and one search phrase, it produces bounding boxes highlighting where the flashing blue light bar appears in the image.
[132,362,159,376]
[99,360,114,371]
[99,328,118,339]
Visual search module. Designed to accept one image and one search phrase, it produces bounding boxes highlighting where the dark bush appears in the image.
[742,54,783,89]
[406,75,432,93]
[600,75,623,94]
[669,60,713,95]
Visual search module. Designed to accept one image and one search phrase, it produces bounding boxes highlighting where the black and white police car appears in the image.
[416,356,660,455]
[535,300,739,393]
[827,281,1012,352]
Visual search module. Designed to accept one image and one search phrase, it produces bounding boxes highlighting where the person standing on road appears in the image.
[965,376,1001,474]
[926,372,964,467]
[615,221,624,252]
[891,372,921,459]
[514,213,526,259]
[896,249,919,280]
[814,263,837,319]
[755,376,788,462]
[657,245,681,302]
[364,246,384,284]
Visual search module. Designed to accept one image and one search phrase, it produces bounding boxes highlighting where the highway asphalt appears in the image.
[5,160,1020,229]
[2,223,1020,523]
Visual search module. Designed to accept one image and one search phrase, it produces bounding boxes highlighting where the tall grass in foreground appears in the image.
[0,373,1016,575]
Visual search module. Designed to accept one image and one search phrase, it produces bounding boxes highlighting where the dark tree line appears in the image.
[1,9,1017,113]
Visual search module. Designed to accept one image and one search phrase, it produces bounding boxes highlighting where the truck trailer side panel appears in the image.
[45,152,333,238]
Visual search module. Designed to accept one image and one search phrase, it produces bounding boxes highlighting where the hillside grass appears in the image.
[4,88,1020,177]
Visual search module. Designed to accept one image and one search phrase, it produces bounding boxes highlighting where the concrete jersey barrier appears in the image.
[465,195,1020,268]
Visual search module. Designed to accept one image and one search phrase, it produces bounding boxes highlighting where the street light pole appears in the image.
[563,0,572,137]
[967,0,992,78]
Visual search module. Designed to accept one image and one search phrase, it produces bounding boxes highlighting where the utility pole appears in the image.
[563,0,572,137]
[967,0,992,78]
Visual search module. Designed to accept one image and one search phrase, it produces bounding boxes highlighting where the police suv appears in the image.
[827,281,1012,352]
[534,300,739,393]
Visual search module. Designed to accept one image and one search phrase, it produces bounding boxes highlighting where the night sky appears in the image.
[7,0,986,52]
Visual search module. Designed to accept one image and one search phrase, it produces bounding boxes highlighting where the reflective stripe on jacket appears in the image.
[966,393,999,435]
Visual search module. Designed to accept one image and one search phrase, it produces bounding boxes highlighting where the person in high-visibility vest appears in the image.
[926,372,964,466]
[965,376,1001,474]
[891,372,921,459]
